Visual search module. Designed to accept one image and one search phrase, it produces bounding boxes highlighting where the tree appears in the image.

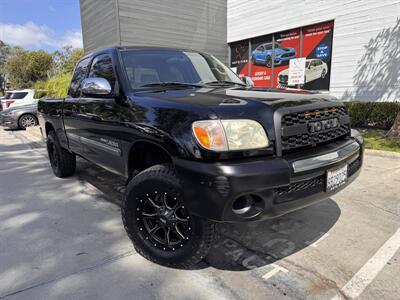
[51,46,84,76]
[6,50,53,89]
[34,47,84,99]
[0,40,11,94]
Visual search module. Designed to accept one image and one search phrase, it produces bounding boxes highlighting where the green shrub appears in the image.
[34,73,71,99]
[344,102,400,130]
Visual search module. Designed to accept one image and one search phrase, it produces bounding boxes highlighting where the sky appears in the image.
[0,0,83,52]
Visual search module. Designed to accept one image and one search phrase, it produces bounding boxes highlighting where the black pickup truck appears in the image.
[38,47,363,267]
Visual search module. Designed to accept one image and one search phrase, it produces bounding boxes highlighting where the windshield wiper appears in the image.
[140,82,203,88]
[204,80,246,87]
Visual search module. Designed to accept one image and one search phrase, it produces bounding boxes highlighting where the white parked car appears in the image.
[0,89,37,111]
[278,59,328,87]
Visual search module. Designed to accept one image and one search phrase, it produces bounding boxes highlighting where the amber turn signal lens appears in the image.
[192,120,228,151]
[193,127,210,149]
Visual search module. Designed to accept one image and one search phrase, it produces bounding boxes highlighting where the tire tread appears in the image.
[122,164,216,268]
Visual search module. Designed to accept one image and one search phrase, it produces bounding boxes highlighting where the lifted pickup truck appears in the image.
[38,47,363,268]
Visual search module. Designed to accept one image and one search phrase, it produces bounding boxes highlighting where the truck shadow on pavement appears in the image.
[76,159,341,272]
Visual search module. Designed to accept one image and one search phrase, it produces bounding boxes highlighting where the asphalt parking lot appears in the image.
[0,127,399,300]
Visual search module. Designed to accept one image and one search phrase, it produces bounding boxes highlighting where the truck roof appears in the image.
[82,46,209,60]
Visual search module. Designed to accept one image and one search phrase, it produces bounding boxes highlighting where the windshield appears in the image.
[120,50,244,89]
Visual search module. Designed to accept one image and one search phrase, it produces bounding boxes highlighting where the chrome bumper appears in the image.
[292,141,360,173]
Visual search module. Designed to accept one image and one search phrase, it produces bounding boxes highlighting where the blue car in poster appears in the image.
[251,42,296,68]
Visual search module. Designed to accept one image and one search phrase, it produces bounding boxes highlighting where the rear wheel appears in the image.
[46,131,76,177]
[321,69,327,78]
[122,164,216,268]
[19,114,37,129]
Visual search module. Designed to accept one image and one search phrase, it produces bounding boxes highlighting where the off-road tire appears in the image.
[122,164,216,268]
[46,131,76,178]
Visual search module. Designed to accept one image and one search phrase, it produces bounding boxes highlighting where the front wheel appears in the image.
[122,164,216,268]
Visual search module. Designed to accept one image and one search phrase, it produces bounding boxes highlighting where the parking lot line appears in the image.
[333,227,400,299]
[261,264,289,281]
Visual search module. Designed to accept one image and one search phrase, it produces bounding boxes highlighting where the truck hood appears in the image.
[133,86,337,112]
[130,87,342,157]
[132,87,339,137]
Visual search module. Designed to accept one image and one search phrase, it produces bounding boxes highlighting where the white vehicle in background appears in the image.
[278,59,328,87]
[0,89,37,111]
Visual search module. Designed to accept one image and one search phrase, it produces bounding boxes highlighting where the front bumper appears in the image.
[0,114,18,129]
[174,136,363,223]
[274,54,296,65]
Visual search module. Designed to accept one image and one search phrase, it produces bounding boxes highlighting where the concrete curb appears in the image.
[365,149,400,159]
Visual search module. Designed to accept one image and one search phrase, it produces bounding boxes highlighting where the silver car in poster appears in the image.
[0,101,38,129]
[278,58,328,87]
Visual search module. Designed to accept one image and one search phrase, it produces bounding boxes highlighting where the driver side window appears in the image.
[68,58,90,98]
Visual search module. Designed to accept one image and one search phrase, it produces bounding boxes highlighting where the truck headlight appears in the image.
[192,119,269,151]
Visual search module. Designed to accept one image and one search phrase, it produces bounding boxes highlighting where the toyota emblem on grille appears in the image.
[308,118,339,133]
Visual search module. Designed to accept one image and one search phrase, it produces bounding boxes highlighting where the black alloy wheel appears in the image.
[48,140,59,169]
[137,190,193,251]
[122,164,216,268]
[46,131,76,178]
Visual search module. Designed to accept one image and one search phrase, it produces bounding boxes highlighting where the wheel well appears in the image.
[128,142,172,176]
[45,122,55,136]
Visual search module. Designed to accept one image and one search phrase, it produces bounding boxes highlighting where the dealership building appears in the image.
[80,0,400,101]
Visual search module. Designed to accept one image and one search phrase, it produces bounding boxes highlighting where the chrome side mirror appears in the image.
[81,77,112,96]
[242,76,254,87]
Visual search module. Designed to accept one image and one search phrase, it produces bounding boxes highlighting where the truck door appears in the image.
[78,53,124,174]
[63,57,91,154]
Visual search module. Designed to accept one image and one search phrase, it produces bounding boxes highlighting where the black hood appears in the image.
[132,86,338,116]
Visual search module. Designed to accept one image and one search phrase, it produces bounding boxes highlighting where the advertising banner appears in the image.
[273,28,301,88]
[249,34,273,87]
[230,40,249,78]
[230,20,334,91]
[301,21,334,90]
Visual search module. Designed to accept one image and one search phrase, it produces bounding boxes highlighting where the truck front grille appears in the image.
[281,106,350,152]
[275,176,324,196]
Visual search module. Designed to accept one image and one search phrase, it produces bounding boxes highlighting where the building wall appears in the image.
[228,0,400,101]
[80,0,228,63]
[80,0,120,51]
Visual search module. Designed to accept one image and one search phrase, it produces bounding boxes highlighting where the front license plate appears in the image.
[326,164,348,192]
